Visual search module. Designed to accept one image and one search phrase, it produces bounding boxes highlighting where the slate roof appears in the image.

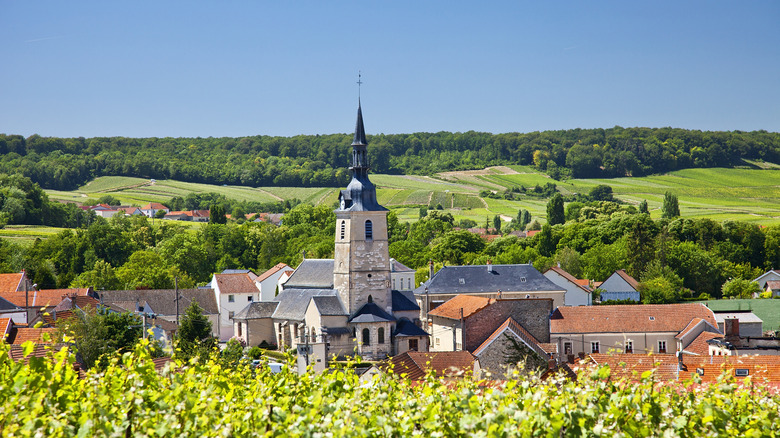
[414,264,564,296]
[213,273,259,294]
[99,288,219,315]
[714,311,763,324]
[233,302,280,320]
[349,302,396,323]
[393,318,429,338]
[428,295,494,320]
[391,290,420,312]
[311,296,347,316]
[284,259,334,289]
[390,258,414,273]
[272,288,338,322]
[386,351,477,380]
[551,303,717,334]
[53,296,100,312]
[322,327,351,336]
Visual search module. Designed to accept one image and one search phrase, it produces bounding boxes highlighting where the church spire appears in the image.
[352,100,367,146]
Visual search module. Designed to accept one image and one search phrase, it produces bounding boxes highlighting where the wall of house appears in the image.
[429,316,462,352]
[477,332,549,379]
[394,336,428,355]
[552,332,678,361]
[543,271,590,306]
[234,318,275,347]
[391,272,415,291]
[353,321,393,360]
[256,268,293,302]
[464,299,552,352]
[218,292,260,341]
[717,321,763,338]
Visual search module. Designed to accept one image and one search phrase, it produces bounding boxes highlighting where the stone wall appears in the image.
[464,299,552,352]
[477,332,548,379]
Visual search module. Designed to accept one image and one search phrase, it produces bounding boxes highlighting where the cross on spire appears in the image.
[357,71,363,99]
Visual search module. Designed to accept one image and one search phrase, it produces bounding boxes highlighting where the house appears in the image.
[598,269,640,302]
[236,102,428,361]
[706,315,780,356]
[210,273,262,340]
[94,206,143,218]
[543,266,592,306]
[713,311,763,338]
[765,280,780,298]
[378,350,480,381]
[99,288,220,339]
[254,263,294,301]
[232,302,280,347]
[140,202,170,218]
[390,259,415,291]
[473,317,557,379]
[754,270,780,290]
[550,303,719,362]
[0,274,93,323]
[163,210,210,221]
[414,261,566,321]
[427,295,552,353]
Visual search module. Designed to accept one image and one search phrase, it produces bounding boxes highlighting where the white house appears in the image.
[754,270,780,290]
[390,258,415,291]
[210,272,261,341]
[254,263,294,302]
[599,270,640,302]
[543,266,592,306]
[140,202,170,218]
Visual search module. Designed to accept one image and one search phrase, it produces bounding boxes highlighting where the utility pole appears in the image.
[175,276,179,325]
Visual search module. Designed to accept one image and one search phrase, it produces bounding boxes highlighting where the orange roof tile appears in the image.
[587,353,680,381]
[684,331,723,356]
[0,318,11,339]
[255,263,292,283]
[386,351,478,380]
[551,303,717,335]
[7,327,58,345]
[428,295,494,320]
[1,288,91,308]
[0,273,24,293]
[683,355,780,383]
[214,273,259,295]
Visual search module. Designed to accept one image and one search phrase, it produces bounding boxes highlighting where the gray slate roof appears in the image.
[312,296,347,316]
[284,259,334,289]
[233,302,280,320]
[272,288,338,322]
[390,258,414,273]
[392,290,420,312]
[99,289,219,315]
[393,318,429,337]
[413,264,564,295]
[349,302,395,323]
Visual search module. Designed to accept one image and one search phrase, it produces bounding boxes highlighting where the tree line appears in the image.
[1,127,778,190]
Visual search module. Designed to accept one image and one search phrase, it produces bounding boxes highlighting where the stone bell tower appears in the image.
[333,101,392,316]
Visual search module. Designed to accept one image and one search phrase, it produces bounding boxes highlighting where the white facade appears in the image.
[210,274,261,341]
[255,264,294,302]
[544,269,591,306]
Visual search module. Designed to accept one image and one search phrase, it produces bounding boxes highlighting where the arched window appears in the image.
[365,220,373,240]
[367,295,373,303]
[352,327,356,338]
[378,327,385,344]
[340,221,346,240]
[362,328,371,345]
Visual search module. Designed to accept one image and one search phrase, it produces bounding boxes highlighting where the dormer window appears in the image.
[365,220,373,240]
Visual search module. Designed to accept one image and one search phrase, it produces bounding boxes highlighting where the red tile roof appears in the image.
[766,280,780,290]
[143,202,168,210]
[0,273,24,293]
[255,263,292,283]
[214,273,259,295]
[1,288,91,308]
[551,303,717,334]
[7,327,58,345]
[684,331,723,356]
[428,295,494,320]
[683,355,780,383]
[586,353,680,381]
[545,266,592,292]
[0,318,11,339]
[386,351,478,380]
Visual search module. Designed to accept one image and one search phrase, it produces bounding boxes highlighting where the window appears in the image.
[378,328,385,344]
[352,327,356,338]
[591,342,600,353]
[237,322,242,337]
[362,328,371,345]
[564,342,573,355]
[435,337,441,346]
[365,220,373,240]
[658,341,667,353]
[625,341,633,353]
[409,339,419,351]
[735,368,749,377]
[228,295,235,303]
[340,221,346,240]
[247,295,253,302]
[367,295,373,303]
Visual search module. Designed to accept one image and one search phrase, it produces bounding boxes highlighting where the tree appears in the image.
[521,210,531,229]
[176,301,215,359]
[639,200,649,214]
[721,278,761,299]
[430,230,486,265]
[588,185,614,202]
[58,307,142,369]
[661,192,680,219]
[553,247,583,278]
[493,215,502,233]
[639,277,679,304]
[546,193,565,225]
[209,204,227,224]
[418,206,427,219]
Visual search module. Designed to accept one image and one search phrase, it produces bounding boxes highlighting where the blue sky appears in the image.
[1,1,778,138]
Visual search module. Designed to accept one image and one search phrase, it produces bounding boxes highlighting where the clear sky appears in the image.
[1,1,778,138]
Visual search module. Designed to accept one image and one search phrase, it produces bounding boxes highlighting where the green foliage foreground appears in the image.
[2,342,780,437]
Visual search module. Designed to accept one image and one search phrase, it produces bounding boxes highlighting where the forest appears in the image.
[1,127,778,190]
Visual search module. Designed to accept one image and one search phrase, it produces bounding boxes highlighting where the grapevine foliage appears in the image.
[1,340,779,437]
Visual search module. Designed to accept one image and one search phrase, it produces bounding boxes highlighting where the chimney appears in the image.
[487,260,493,273]
[724,318,740,341]
[428,259,434,280]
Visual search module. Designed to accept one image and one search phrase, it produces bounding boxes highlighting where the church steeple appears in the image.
[338,100,386,212]
[352,100,367,147]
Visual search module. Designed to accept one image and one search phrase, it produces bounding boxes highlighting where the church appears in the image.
[232,102,429,360]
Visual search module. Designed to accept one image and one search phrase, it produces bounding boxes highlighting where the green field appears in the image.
[0,225,69,246]
[42,166,780,225]
[700,299,780,332]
